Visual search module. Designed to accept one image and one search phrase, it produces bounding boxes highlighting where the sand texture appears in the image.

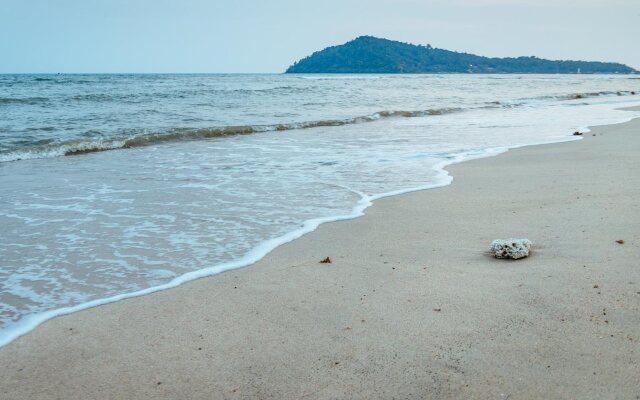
[1,112,639,399]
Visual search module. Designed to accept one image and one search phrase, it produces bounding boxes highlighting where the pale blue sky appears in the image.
[1,0,638,73]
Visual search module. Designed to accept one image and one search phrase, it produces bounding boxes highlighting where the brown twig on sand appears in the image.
[616,239,625,244]
[319,257,332,264]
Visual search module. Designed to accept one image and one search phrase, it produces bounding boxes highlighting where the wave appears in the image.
[563,90,637,99]
[69,93,118,102]
[1,89,637,163]
[0,107,464,163]
[54,86,311,104]
[32,77,95,84]
[481,90,639,109]
[527,90,637,102]
[0,96,49,105]
[221,86,309,95]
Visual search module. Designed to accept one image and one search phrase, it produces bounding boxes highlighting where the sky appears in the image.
[1,0,639,73]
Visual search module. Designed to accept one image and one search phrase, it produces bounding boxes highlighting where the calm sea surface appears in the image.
[1,74,639,345]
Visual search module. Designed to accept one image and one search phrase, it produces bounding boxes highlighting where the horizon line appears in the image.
[1,71,639,75]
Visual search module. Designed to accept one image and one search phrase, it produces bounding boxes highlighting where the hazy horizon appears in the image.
[1,0,639,73]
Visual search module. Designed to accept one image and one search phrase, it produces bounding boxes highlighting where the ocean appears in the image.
[1,73,639,346]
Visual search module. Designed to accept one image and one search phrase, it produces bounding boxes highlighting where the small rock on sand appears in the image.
[490,239,532,260]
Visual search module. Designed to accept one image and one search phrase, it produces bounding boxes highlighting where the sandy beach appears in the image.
[1,109,639,399]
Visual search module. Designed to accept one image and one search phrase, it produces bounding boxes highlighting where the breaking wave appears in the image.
[0,107,464,162]
[527,90,637,102]
[1,89,637,163]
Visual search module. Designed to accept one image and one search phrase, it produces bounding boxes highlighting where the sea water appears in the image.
[1,74,639,346]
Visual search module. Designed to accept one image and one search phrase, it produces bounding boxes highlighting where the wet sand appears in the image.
[1,110,639,399]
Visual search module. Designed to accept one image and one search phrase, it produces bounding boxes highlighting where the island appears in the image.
[286,36,637,74]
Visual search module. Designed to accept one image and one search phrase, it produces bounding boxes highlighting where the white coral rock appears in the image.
[490,239,532,259]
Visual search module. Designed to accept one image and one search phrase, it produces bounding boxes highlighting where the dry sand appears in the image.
[1,111,639,399]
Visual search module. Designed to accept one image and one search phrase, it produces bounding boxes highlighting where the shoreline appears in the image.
[3,106,637,349]
[1,109,639,398]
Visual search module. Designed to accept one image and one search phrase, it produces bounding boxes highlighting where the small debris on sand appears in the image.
[593,284,599,289]
[573,131,583,136]
[616,239,625,244]
[490,239,532,259]
[319,257,332,264]
[433,308,442,312]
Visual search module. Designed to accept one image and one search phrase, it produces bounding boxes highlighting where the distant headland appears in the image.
[286,36,637,74]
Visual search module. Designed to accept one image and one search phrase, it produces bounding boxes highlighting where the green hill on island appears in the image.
[286,36,637,74]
